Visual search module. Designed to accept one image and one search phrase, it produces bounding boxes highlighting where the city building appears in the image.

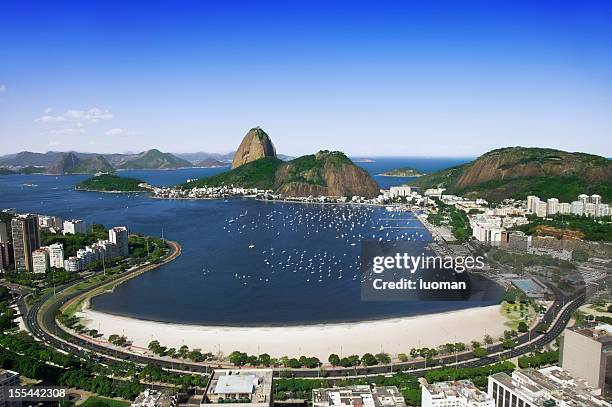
[0,369,21,407]
[77,248,95,268]
[527,195,540,214]
[570,201,584,216]
[546,198,559,215]
[389,186,412,198]
[488,367,610,406]
[202,370,273,407]
[585,203,598,217]
[535,201,548,218]
[424,188,445,198]
[47,243,64,269]
[0,242,13,271]
[11,214,40,272]
[32,248,50,273]
[64,256,82,272]
[591,194,602,205]
[560,326,612,396]
[421,380,494,407]
[471,215,504,244]
[131,389,176,407]
[559,202,571,215]
[63,219,86,235]
[313,385,406,407]
[0,222,7,243]
[579,194,590,205]
[38,215,62,229]
[109,226,129,257]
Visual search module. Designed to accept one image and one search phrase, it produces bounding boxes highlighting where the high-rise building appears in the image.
[599,204,610,217]
[47,243,64,269]
[63,219,86,235]
[0,222,8,243]
[591,194,602,205]
[0,369,21,407]
[526,196,540,214]
[535,201,548,218]
[559,202,571,215]
[488,367,610,406]
[32,248,50,273]
[570,201,584,216]
[546,198,559,215]
[422,380,494,407]
[64,256,82,272]
[578,194,590,204]
[0,243,13,271]
[11,214,40,272]
[585,203,598,217]
[109,226,129,257]
[560,326,612,397]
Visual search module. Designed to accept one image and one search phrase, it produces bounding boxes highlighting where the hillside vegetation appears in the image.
[415,147,612,202]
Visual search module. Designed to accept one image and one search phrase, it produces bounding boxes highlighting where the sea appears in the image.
[0,157,504,326]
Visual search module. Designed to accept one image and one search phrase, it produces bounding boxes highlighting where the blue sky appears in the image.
[0,0,611,157]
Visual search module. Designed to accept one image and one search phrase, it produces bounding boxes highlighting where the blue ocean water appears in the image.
[0,157,502,325]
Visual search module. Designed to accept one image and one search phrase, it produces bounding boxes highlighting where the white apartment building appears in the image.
[535,201,547,218]
[488,367,610,407]
[63,219,86,235]
[47,243,64,269]
[0,369,21,407]
[578,194,590,204]
[421,380,494,407]
[109,226,129,257]
[559,202,571,215]
[64,256,82,272]
[527,195,540,214]
[77,248,97,268]
[546,198,559,215]
[389,186,412,198]
[570,201,584,216]
[471,215,504,244]
[591,194,602,205]
[32,248,49,273]
[585,203,598,217]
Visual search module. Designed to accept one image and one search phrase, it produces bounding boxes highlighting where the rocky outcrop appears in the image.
[46,152,114,174]
[231,127,277,169]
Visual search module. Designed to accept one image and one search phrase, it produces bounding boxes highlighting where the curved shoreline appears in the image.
[78,304,508,359]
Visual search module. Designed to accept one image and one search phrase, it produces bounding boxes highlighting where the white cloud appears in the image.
[37,107,113,124]
[106,128,135,136]
[0,84,6,92]
[44,107,52,114]
[49,128,86,135]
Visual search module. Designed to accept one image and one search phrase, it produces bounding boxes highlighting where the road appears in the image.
[14,243,595,379]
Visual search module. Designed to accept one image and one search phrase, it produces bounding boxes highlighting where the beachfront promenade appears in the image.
[19,237,593,379]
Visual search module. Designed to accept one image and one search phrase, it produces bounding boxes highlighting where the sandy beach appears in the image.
[78,305,507,360]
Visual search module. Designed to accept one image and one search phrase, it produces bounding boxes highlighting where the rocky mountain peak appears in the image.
[231,127,277,169]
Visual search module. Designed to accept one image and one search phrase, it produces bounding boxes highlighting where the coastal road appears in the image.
[19,244,593,379]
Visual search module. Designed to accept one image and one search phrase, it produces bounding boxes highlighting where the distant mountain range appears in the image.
[0,149,294,174]
[414,147,612,202]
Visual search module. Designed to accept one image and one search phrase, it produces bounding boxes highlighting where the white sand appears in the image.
[78,305,507,360]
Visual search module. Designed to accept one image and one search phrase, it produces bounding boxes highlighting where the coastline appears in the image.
[77,304,507,359]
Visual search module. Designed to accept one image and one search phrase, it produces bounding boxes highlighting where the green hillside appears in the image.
[182,157,282,189]
[118,149,192,169]
[414,147,612,202]
[76,174,147,192]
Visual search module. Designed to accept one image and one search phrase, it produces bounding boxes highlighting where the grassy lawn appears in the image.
[501,301,533,330]
[80,396,130,407]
